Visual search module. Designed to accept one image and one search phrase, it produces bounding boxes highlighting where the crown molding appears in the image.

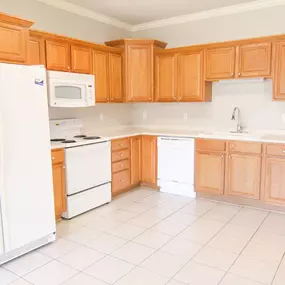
[34,0,132,30]
[34,0,285,32]
[131,0,285,31]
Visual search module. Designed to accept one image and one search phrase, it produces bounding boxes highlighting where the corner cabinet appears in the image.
[141,135,158,188]
[51,149,66,220]
[0,13,33,63]
[105,39,167,102]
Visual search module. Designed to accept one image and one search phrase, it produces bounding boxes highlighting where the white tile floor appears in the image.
[1,188,285,285]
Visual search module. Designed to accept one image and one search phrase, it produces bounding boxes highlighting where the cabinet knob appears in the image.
[231,72,234,76]
[63,166,66,169]
[68,66,70,70]
[149,97,152,101]
[229,155,231,159]
[120,154,124,157]
[221,154,224,158]
[120,164,124,167]
[238,72,241,76]
[282,150,285,153]
[52,156,55,160]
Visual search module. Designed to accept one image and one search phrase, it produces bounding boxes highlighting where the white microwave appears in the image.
[47,71,95,107]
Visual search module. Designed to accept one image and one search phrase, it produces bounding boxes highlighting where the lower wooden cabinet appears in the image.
[141,135,157,187]
[226,153,261,199]
[130,136,142,185]
[195,151,225,195]
[112,169,131,195]
[51,149,66,220]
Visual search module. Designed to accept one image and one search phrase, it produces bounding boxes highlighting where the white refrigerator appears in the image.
[0,63,56,265]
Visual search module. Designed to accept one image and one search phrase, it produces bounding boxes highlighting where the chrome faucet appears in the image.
[231,107,244,133]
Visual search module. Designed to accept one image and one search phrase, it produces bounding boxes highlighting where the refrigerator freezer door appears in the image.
[0,64,55,253]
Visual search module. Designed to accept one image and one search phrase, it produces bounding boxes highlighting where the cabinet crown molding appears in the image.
[105,39,168,49]
[0,12,34,27]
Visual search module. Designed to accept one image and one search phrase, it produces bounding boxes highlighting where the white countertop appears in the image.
[50,126,285,150]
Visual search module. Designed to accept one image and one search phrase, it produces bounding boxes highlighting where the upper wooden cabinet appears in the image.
[93,49,123,103]
[206,47,236,80]
[141,135,157,187]
[28,32,45,65]
[155,52,177,102]
[0,13,33,63]
[106,39,167,102]
[238,42,272,78]
[109,52,123,102]
[71,45,92,74]
[46,39,71,72]
[46,38,92,74]
[274,41,285,100]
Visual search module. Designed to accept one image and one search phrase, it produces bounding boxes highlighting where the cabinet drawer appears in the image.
[196,139,226,151]
[112,169,130,193]
[112,159,130,173]
[112,138,130,151]
[112,149,130,162]
[229,141,262,154]
[266,144,285,157]
[51,149,65,164]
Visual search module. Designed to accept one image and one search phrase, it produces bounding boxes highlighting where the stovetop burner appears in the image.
[74,135,87,138]
[63,140,77,144]
[51,138,66,142]
[84,136,101,140]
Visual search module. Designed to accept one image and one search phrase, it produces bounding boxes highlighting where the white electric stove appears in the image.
[50,119,112,219]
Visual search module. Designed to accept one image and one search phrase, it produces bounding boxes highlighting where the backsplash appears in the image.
[132,80,285,131]
[48,103,133,133]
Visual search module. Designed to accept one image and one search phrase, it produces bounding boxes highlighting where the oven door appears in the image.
[48,81,88,107]
[65,142,111,196]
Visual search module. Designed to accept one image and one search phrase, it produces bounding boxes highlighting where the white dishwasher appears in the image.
[157,136,195,198]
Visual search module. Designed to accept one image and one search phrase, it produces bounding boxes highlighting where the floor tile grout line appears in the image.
[217,210,274,285]
[271,252,285,285]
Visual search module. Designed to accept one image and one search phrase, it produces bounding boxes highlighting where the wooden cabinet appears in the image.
[109,53,123,102]
[93,50,123,103]
[0,13,33,63]
[262,157,285,205]
[206,47,236,80]
[178,50,211,102]
[51,149,66,220]
[46,39,71,72]
[130,136,142,185]
[195,139,226,195]
[238,42,271,78]
[111,138,131,196]
[155,53,177,102]
[105,39,167,102]
[226,153,261,199]
[141,135,157,187]
[71,45,92,74]
[28,33,45,65]
[274,41,285,100]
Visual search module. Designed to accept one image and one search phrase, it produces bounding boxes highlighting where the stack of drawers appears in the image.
[111,138,131,196]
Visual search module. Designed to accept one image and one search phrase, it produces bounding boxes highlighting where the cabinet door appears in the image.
[141,136,157,186]
[155,53,177,102]
[46,39,70,72]
[71,45,92,74]
[178,51,204,102]
[28,35,46,65]
[52,163,66,220]
[109,53,123,102]
[263,157,285,205]
[0,22,29,63]
[238,42,271,78]
[206,47,235,80]
[130,136,142,185]
[126,45,153,102]
[93,50,109,103]
[274,41,285,100]
[195,151,225,195]
[226,154,261,199]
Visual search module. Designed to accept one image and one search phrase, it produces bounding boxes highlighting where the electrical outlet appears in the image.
[142,111,147,120]
[183,113,188,121]
[99,113,104,121]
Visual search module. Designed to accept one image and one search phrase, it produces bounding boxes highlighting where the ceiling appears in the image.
[63,0,259,25]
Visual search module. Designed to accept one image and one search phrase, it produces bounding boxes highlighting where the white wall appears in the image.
[133,5,285,48]
[0,0,128,43]
[132,80,285,131]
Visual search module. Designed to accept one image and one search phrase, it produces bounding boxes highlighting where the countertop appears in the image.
[50,126,285,150]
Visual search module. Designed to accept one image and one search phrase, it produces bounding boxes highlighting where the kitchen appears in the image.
[1,0,285,284]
